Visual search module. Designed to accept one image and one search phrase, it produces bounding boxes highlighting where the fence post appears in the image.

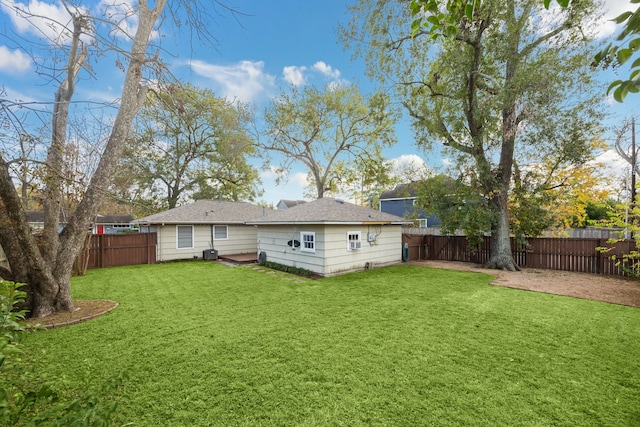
[98,234,105,269]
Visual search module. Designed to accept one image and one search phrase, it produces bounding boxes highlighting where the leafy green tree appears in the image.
[343,0,603,270]
[596,1,640,101]
[409,0,640,101]
[416,174,491,247]
[260,84,397,200]
[123,83,260,210]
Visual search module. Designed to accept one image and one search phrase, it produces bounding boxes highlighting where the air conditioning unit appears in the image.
[349,241,361,250]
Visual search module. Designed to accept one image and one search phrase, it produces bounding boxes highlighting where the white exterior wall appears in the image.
[256,224,403,276]
[155,224,258,261]
[323,224,403,276]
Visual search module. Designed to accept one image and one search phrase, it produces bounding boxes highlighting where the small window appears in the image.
[177,225,194,249]
[347,231,361,251]
[214,225,228,240]
[300,231,315,253]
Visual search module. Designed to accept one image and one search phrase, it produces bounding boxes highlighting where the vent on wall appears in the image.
[349,241,362,250]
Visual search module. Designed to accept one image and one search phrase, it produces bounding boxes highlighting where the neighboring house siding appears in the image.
[156,224,258,261]
[257,224,403,276]
[380,199,440,227]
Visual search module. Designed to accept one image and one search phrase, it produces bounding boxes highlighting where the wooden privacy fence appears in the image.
[85,233,157,270]
[402,234,636,277]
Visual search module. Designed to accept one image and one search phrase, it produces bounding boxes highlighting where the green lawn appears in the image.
[23,262,640,426]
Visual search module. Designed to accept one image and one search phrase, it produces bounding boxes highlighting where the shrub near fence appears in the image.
[402,234,636,277]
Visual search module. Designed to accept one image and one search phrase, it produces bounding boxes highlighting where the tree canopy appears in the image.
[259,83,397,201]
[409,0,640,101]
[122,83,260,211]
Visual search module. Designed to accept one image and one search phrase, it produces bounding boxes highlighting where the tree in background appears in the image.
[407,0,640,101]
[260,83,397,201]
[343,0,603,270]
[122,83,260,211]
[509,137,611,236]
[0,1,237,317]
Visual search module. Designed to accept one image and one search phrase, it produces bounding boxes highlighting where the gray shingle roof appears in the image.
[134,200,273,224]
[379,183,418,200]
[277,199,307,209]
[247,197,407,225]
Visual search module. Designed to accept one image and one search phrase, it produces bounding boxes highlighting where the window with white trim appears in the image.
[177,225,194,249]
[300,231,315,252]
[347,231,362,251]
[214,225,228,240]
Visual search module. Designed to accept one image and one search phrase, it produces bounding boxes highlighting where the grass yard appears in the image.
[22,262,640,426]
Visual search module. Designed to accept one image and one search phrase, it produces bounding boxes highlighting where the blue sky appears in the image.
[0,0,637,208]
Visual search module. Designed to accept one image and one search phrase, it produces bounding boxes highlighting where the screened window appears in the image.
[214,225,228,240]
[300,231,315,253]
[177,225,194,249]
[347,231,362,251]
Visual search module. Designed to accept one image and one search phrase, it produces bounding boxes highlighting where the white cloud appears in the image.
[260,166,285,180]
[282,65,307,86]
[595,149,628,179]
[389,154,431,180]
[0,46,31,73]
[597,0,633,39]
[441,158,452,166]
[312,61,341,79]
[290,172,309,187]
[189,59,276,103]
[0,0,88,44]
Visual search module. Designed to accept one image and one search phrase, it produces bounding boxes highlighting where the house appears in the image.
[92,214,135,234]
[247,197,408,277]
[379,183,441,227]
[276,199,307,210]
[24,210,134,234]
[133,200,273,262]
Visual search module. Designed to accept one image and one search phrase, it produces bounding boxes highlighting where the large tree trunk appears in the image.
[0,1,166,318]
[485,193,520,271]
[483,2,520,272]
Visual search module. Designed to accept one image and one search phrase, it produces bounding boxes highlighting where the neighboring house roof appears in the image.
[94,214,134,224]
[25,210,49,223]
[24,211,131,224]
[247,197,408,225]
[379,183,418,200]
[133,200,273,225]
[277,199,307,209]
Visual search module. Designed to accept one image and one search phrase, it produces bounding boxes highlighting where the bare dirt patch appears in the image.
[33,300,119,329]
[413,260,640,308]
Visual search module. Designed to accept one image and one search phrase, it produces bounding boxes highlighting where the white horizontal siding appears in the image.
[257,225,326,273]
[157,224,258,261]
[322,224,402,276]
[256,224,403,276]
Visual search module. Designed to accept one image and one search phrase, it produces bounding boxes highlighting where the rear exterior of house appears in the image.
[256,223,403,276]
[134,200,271,262]
[249,198,407,277]
[145,223,258,262]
